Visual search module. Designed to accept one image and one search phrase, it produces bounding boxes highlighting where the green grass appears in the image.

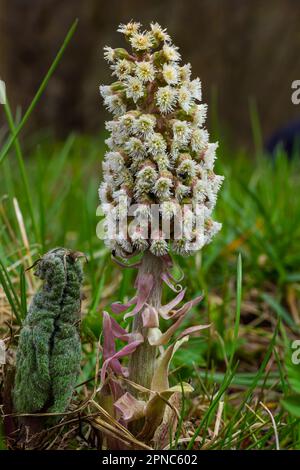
[1,23,300,449]
[1,131,300,449]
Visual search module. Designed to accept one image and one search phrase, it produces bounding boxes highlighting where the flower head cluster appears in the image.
[99,22,223,257]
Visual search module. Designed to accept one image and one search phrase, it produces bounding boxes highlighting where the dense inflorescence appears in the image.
[13,248,83,417]
[99,21,223,257]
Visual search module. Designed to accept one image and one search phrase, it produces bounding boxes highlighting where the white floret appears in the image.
[111,59,134,79]
[135,61,156,83]
[188,78,202,101]
[154,177,173,199]
[162,63,179,85]
[193,104,208,127]
[178,85,193,113]
[118,22,141,36]
[125,137,146,159]
[133,114,156,138]
[104,94,126,116]
[162,44,181,62]
[146,132,167,156]
[156,86,177,114]
[172,120,192,145]
[191,128,209,152]
[125,77,144,102]
[130,31,153,51]
[103,46,116,63]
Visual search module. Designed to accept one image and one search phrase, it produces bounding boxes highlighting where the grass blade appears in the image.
[3,99,39,242]
[19,266,27,319]
[0,258,22,324]
[229,253,242,368]
[0,18,78,165]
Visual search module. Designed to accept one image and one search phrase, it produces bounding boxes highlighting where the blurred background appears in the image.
[1,0,300,149]
[2,2,300,448]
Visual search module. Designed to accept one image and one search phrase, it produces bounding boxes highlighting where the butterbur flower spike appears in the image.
[100,21,223,258]
[99,21,223,447]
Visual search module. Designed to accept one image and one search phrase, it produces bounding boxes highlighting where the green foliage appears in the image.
[13,248,83,416]
[282,344,300,421]
[282,396,300,418]
[1,124,300,448]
